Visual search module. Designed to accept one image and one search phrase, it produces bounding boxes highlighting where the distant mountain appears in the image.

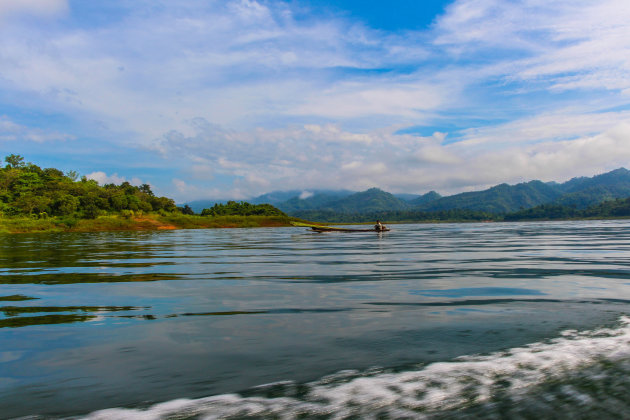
[187,189,353,213]
[556,169,630,193]
[273,190,355,212]
[407,191,442,206]
[394,193,422,201]
[249,190,303,205]
[552,168,630,209]
[186,168,630,216]
[321,188,412,213]
[418,180,563,213]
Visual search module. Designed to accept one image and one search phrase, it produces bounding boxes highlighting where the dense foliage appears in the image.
[417,181,563,213]
[296,197,630,223]
[292,208,497,223]
[278,188,413,214]
[4,153,628,228]
[0,154,176,219]
[268,168,630,217]
[201,201,286,217]
[505,197,630,221]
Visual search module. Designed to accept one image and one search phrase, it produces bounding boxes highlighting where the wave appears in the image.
[80,315,630,419]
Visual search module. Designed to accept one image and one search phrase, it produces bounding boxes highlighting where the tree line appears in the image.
[291,208,498,223]
[0,154,287,220]
[200,201,286,217]
[3,153,627,223]
[0,154,177,219]
[504,198,630,221]
[293,199,630,223]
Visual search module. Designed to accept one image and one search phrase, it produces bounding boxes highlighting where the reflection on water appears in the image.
[1,221,630,418]
[0,294,38,301]
[0,305,144,328]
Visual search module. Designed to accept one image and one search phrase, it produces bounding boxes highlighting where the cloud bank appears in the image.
[1,0,629,201]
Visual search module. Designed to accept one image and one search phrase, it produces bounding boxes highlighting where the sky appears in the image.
[1,0,630,203]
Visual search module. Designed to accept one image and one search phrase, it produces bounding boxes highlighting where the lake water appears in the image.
[1,220,630,419]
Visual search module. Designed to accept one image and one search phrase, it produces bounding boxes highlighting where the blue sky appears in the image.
[1,0,630,202]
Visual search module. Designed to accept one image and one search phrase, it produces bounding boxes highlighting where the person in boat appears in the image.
[374,220,387,231]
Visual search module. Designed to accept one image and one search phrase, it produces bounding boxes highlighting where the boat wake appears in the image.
[79,315,630,419]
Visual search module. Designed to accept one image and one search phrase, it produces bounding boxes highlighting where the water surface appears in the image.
[1,220,630,418]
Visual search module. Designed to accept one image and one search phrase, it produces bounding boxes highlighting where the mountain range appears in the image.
[186,168,630,216]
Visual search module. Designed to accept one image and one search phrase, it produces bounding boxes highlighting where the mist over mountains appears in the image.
[186,168,630,216]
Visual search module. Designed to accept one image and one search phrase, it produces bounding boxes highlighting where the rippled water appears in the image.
[1,220,630,419]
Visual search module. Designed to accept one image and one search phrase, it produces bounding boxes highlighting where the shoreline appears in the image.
[2,214,629,234]
[0,214,298,234]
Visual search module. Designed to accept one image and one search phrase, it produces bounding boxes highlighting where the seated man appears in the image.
[374,220,386,231]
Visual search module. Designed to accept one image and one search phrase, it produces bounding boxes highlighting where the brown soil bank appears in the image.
[0,214,298,234]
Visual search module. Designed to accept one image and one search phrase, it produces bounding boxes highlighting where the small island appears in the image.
[0,154,297,234]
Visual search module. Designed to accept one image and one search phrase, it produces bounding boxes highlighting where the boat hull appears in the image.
[311,226,390,233]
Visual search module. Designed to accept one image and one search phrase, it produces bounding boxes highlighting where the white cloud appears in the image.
[0,0,68,20]
[173,178,194,194]
[2,0,630,200]
[455,109,630,149]
[86,171,142,186]
[0,115,74,142]
[434,0,630,93]
[0,0,426,143]
[293,82,452,120]
[157,110,630,198]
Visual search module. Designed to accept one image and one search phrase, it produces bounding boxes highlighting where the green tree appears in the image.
[4,154,25,169]
[139,184,154,196]
[66,170,79,181]
[51,195,80,216]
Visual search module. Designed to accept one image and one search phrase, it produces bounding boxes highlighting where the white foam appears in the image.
[82,316,630,419]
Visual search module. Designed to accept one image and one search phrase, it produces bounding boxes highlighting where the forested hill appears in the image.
[250,167,630,217]
[417,180,563,213]
[282,188,411,213]
[0,154,177,218]
[0,154,293,233]
[552,168,630,208]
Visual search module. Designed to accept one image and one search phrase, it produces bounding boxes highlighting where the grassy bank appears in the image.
[0,213,298,234]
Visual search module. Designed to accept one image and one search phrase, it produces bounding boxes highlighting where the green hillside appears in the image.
[559,168,630,193]
[552,168,630,209]
[407,190,442,206]
[322,188,411,213]
[505,197,630,221]
[0,155,292,233]
[276,190,354,212]
[418,180,563,213]
[0,154,177,218]
[245,168,630,220]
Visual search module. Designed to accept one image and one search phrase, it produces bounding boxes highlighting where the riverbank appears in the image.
[0,214,298,234]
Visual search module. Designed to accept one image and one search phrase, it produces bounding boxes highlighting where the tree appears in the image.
[5,154,25,169]
[66,170,79,181]
[52,195,80,216]
[0,157,182,219]
[180,204,195,215]
[139,184,154,196]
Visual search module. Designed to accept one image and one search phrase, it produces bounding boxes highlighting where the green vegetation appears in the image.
[292,208,498,223]
[504,197,630,221]
[3,154,629,231]
[200,201,286,217]
[417,180,563,213]
[279,188,412,214]
[269,168,630,217]
[0,154,177,218]
[0,154,293,233]
[0,314,95,328]
[295,197,630,224]
[0,295,39,301]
